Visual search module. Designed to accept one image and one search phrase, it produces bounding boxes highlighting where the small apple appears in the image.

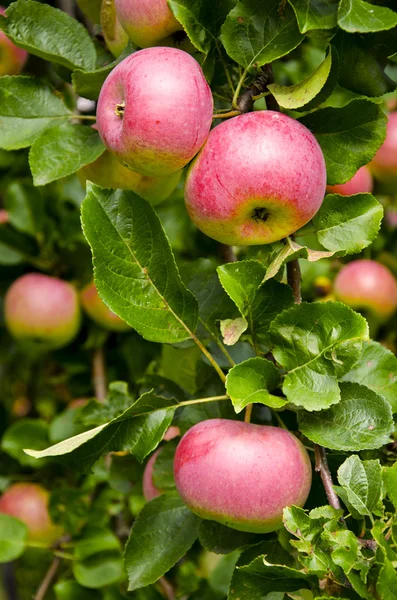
[4,273,81,350]
[114,0,181,48]
[334,259,397,322]
[184,111,326,246]
[80,280,130,332]
[370,112,397,186]
[142,426,180,501]
[96,47,213,177]
[174,419,312,533]
[0,6,28,75]
[326,165,373,196]
[0,483,62,544]
[101,0,128,58]
[0,209,9,224]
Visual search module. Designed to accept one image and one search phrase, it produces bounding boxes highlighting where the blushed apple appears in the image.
[114,0,181,48]
[174,419,312,533]
[143,426,180,501]
[326,165,373,196]
[101,0,128,57]
[0,209,8,223]
[370,112,397,185]
[80,280,130,332]
[184,111,326,245]
[96,47,213,177]
[0,7,28,75]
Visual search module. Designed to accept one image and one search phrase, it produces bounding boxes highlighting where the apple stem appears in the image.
[244,403,253,423]
[92,346,107,402]
[314,444,343,514]
[34,556,61,600]
[237,64,279,113]
[213,110,241,119]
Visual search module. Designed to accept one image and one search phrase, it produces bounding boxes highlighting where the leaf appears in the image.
[300,100,387,186]
[384,462,397,510]
[0,224,36,265]
[226,357,284,413]
[1,0,96,70]
[298,382,394,451]
[337,455,383,518]
[341,341,397,413]
[0,76,72,150]
[124,494,200,590]
[4,182,45,236]
[270,302,369,411]
[72,46,132,101]
[220,0,304,70]
[313,193,383,254]
[220,317,248,346]
[160,345,202,395]
[262,239,337,282]
[152,439,178,491]
[288,0,338,34]
[29,124,105,186]
[54,580,98,600]
[81,185,198,344]
[338,0,397,34]
[377,558,397,600]
[198,520,259,555]
[0,514,28,563]
[2,419,50,468]
[73,528,124,589]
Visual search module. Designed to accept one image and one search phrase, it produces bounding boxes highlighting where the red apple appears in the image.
[0,7,28,75]
[326,165,373,196]
[80,280,130,332]
[184,111,326,245]
[174,419,312,533]
[101,0,128,57]
[143,426,181,501]
[334,259,397,322]
[370,112,397,185]
[96,47,213,177]
[0,209,9,224]
[114,0,181,48]
[4,273,81,350]
[0,483,62,544]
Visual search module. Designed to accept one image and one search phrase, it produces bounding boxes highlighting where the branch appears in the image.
[92,346,107,402]
[287,258,302,304]
[34,557,61,600]
[159,576,175,600]
[237,64,279,113]
[314,445,343,513]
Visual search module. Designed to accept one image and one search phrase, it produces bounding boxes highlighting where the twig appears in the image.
[2,563,19,600]
[92,346,107,402]
[159,576,175,600]
[244,404,253,423]
[314,445,343,513]
[237,64,279,114]
[287,258,302,304]
[34,557,61,600]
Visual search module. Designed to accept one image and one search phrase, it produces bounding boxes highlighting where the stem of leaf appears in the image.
[70,114,97,121]
[92,346,107,402]
[178,395,228,408]
[213,110,241,119]
[191,333,226,383]
[232,68,248,109]
[244,404,253,423]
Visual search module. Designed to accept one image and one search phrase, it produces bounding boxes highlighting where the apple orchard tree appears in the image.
[1,0,397,598]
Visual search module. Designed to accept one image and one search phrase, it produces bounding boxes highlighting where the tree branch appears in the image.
[34,557,61,600]
[314,445,343,513]
[92,346,107,402]
[287,258,302,304]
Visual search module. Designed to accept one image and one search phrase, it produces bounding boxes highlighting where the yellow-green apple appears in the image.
[143,426,180,501]
[0,483,62,544]
[0,7,28,75]
[4,273,81,350]
[114,0,181,48]
[174,419,312,533]
[96,47,213,176]
[184,112,326,245]
[80,280,130,332]
[370,112,397,185]
[326,165,373,196]
[101,0,128,57]
[334,259,397,322]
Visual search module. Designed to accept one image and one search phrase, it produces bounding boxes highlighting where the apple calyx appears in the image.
[115,102,125,117]
[252,207,270,223]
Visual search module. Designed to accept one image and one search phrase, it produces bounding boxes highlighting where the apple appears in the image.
[0,7,28,75]
[4,273,81,350]
[0,483,62,544]
[334,259,397,322]
[0,209,9,224]
[96,47,213,177]
[143,426,180,501]
[114,0,181,48]
[174,419,312,533]
[101,0,128,58]
[326,165,373,196]
[184,111,326,246]
[370,112,397,185]
[80,280,130,332]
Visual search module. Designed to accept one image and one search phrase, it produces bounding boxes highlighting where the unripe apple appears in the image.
[326,165,373,196]
[0,483,62,544]
[0,7,28,75]
[185,112,326,246]
[101,0,128,57]
[4,273,81,350]
[80,280,130,332]
[174,419,312,533]
[370,112,397,185]
[334,259,397,322]
[96,47,213,177]
[143,426,180,501]
[114,0,181,48]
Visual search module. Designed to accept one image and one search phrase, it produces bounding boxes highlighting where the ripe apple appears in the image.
[114,0,181,48]
[0,209,9,224]
[4,273,81,350]
[143,426,180,501]
[96,47,213,177]
[326,165,373,196]
[174,419,312,533]
[0,7,28,75]
[101,0,128,57]
[184,111,326,246]
[370,112,397,186]
[334,259,397,322]
[0,483,62,544]
[80,280,130,332]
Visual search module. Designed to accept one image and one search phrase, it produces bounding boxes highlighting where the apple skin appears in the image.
[143,426,181,501]
[326,165,373,196]
[4,273,81,350]
[80,280,130,332]
[334,259,397,322]
[370,112,397,185]
[0,483,62,544]
[114,0,181,48]
[96,47,213,177]
[101,0,128,57]
[0,7,28,75]
[184,111,326,246]
[174,419,312,534]
[0,209,9,224]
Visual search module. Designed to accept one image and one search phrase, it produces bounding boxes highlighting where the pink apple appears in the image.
[4,273,81,349]
[114,0,181,48]
[0,483,62,544]
[0,7,28,75]
[143,426,181,501]
[0,209,9,224]
[96,47,213,177]
[101,0,128,57]
[184,111,326,245]
[80,280,130,332]
[334,259,397,322]
[174,419,312,533]
[370,112,397,185]
[326,165,373,196]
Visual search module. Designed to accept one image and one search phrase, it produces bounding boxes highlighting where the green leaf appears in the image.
[270,302,369,411]
[73,528,124,589]
[337,455,383,517]
[220,0,304,70]
[72,46,132,101]
[0,514,28,563]
[124,494,200,590]
[338,0,397,34]
[313,193,383,254]
[2,419,50,468]
[198,520,259,555]
[55,580,98,600]
[383,462,397,510]
[299,382,394,451]
[300,100,387,186]
[29,124,105,186]
[0,76,72,150]
[160,345,202,395]
[81,185,198,343]
[152,439,178,491]
[0,224,36,265]
[341,341,397,413]
[1,0,96,70]
[377,558,397,600]
[288,0,338,34]
[4,182,45,236]
[260,239,336,282]
[226,357,284,413]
